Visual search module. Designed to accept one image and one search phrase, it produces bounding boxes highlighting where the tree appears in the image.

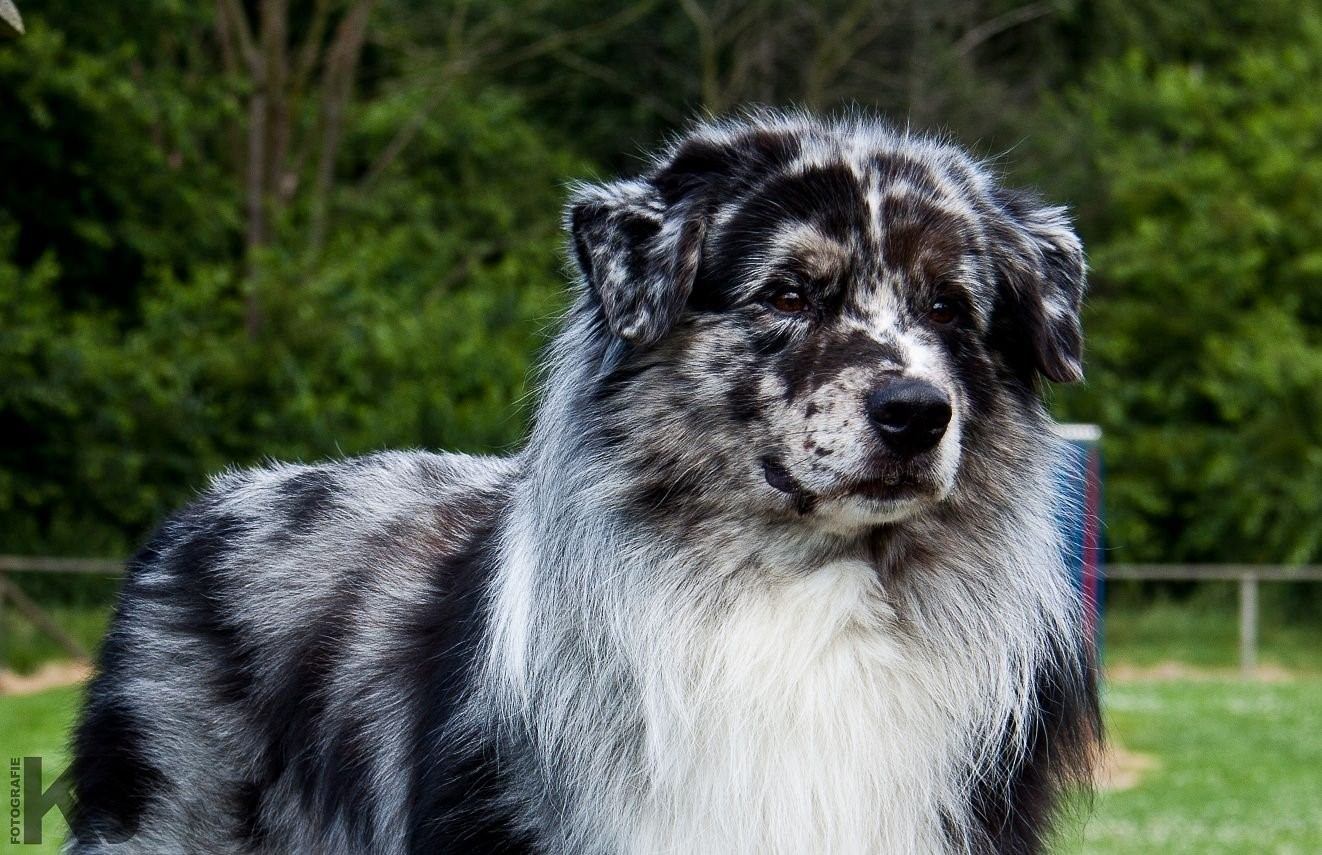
[487,0,1085,170]
[1046,11,1322,562]
[0,5,587,556]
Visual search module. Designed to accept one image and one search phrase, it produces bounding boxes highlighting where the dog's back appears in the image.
[68,451,519,853]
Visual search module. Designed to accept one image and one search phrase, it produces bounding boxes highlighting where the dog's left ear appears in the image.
[988,189,1087,383]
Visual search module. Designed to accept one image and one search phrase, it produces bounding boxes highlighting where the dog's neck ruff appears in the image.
[481,350,1081,855]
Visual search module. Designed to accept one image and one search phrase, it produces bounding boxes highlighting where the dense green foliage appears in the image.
[1,4,582,556]
[1042,7,1322,562]
[1,1,1319,565]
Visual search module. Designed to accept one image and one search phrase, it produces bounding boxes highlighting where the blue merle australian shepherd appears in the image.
[70,112,1100,854]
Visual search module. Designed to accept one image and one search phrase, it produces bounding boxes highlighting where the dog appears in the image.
[69,110,1100,854]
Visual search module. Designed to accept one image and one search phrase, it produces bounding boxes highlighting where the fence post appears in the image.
[1239,573,1258,679]
[0,575,89,661]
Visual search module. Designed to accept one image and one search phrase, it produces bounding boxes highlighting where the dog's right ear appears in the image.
[567,178,708,348]
[568,137,743,347]
[568,181,683,347]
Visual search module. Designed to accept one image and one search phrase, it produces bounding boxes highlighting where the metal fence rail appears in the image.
[1107,564,1322,677]
[0,556,126,662]
[0,556,124,662]
[1,557,1320,676]
[0,556,123,575]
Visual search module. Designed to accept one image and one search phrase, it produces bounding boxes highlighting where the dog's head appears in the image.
[567,113,1085,532]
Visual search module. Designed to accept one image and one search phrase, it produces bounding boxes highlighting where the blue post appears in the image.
[1053,424,1103,654]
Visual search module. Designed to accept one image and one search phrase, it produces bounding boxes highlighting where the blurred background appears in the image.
[0,1,1319,852]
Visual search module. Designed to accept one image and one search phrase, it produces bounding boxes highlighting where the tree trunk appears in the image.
[308,0,375,256]
[261,0,291,214]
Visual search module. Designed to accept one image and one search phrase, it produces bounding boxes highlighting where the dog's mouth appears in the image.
[762,456,936,511]
[761,456,817,514]
[844,475,929,503]
[761,456,799,494]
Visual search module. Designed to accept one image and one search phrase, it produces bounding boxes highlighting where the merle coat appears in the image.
[69,111,1099,855]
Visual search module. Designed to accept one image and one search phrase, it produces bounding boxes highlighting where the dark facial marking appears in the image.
[869,153,943,195]
[777,329,903,399]
[703,164,869,300]
[766,164,869,243]
[880,195,974,283]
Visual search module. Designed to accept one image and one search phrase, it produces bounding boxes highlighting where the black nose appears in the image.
[865,379,952,455]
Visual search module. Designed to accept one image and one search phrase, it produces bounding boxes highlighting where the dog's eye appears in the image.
[927,299,960,326]
[769,289,811,315]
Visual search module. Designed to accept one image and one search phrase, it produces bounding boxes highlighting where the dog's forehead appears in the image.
[707,128,987,279]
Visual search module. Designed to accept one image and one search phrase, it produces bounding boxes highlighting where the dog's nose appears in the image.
[865,380,952,455]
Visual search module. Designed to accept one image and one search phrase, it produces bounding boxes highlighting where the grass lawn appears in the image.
[1103,583,1322,673]
[1,686,81,854]
[1053,677,1322,854]
[0,585,117,678]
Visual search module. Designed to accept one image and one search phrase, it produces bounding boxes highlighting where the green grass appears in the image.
[3,678,1319,853]
[1054,677,1322,854]
[0,571,117,675]
[1,686,80,854]
[0,604,110,675]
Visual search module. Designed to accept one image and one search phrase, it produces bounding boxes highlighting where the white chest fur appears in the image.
[623,559,995,855]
